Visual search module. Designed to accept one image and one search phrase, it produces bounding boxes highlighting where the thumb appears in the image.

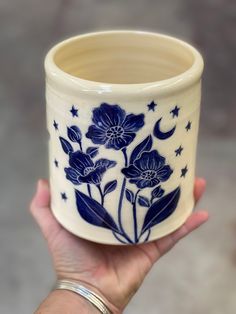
[30,179,62,241]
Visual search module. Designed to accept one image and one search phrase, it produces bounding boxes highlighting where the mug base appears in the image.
[50,203,193,245]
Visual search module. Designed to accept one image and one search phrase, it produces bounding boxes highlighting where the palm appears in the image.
[30,179,208,312]
[51,226,160,307]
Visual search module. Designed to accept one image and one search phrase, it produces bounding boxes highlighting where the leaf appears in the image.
[130,135,153,164]
[151,186,165,199]
[138,229,151,243]
[112,231,129,244]
[138,195,150,207]
[125,189,134,203]
[64,167,81,185]
[104,180,117,195]
[75,189,120,233]
[67,126,82,143]
[59,137,73,154]
[86,146,99,158]
[141,186,181,235]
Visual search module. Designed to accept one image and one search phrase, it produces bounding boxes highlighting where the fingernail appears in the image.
[199,177,207,187]
[38,179,48,190]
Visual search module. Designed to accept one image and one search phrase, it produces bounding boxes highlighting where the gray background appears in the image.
[1,0,236,313]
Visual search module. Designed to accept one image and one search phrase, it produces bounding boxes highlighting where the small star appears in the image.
[70,105,78,117]
[61,192,67,201]
[54,159,59,167]
[181,165,188,178]
[53,120,58,130]
[185,121,192,131]
[170,105,180,118]
[175,145,184,156]
[147,101,157,112]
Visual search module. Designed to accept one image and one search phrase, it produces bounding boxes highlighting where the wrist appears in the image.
[56,276,121,314]
[36,289,100,314]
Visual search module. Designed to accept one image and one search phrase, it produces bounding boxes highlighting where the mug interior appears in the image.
[53,32,195,84]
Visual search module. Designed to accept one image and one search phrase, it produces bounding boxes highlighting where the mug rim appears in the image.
[45,30,204,97]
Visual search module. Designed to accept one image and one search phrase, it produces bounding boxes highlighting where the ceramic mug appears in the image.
[45,30,204,245]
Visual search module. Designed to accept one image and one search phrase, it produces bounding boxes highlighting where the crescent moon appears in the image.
[153,118,176,140]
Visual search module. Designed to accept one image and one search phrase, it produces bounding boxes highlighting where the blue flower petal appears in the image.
[64,167,81,185]
[105,138,119,150]
[152,186,165,198]
[121,165,141,178]
[133,179,151,189]
[69,151,94,173]
[134,150,165,171]
[106,133,136,150]
[132,178,160,189]
[95,158,117,170]
[79,171,101,185]
[129,178,139,184]
[122,148,172,189]
[148,178,160,187]
[86,103,144,150]
[86,125,107,145]
[67,126,82,143]
[122,113,145,132]
[156,165,173,181]
[92,103,126,128]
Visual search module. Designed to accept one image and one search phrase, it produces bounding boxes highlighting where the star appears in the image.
[185,121,192,131]
[54,159,59,167]
[181,165,188,178]
[147,101,157,112]
[170,105,180,118]
[175,145,184,156]
[70,105,78,117]
[53,120,58,130]
[61,192,67,201]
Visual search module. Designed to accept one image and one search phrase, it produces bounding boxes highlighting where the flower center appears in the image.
[106,126,124,139]
[141,170,156,180]
[83,166,94,176]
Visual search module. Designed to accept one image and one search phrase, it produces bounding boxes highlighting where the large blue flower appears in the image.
[86,103,145,150]
[65,151,116,185]
[121,150,173,189]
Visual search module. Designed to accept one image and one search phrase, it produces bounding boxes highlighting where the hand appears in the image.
[30,178,208,313]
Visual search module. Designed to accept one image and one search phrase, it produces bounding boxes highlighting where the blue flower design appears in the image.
[65,151,116,185]
[86,103,145,150]
[57,101,180,244]
[122,150,173,189]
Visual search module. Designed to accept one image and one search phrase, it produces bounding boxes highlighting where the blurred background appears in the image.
[0,0,235,313]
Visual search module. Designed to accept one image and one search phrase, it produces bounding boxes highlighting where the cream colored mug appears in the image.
[45,30,204,245]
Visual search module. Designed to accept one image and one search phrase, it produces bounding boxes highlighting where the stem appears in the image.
[117,148,133,244]
[79,141,91,198]
[112,231,129,244]
[118,178,128,236]
[138,226,151,242]
[133,189,140,243]
[123,147,128,166]
[78,140,83,151]
[143,229,151,242]
[97,184,104,206]
[87,184,92,198]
